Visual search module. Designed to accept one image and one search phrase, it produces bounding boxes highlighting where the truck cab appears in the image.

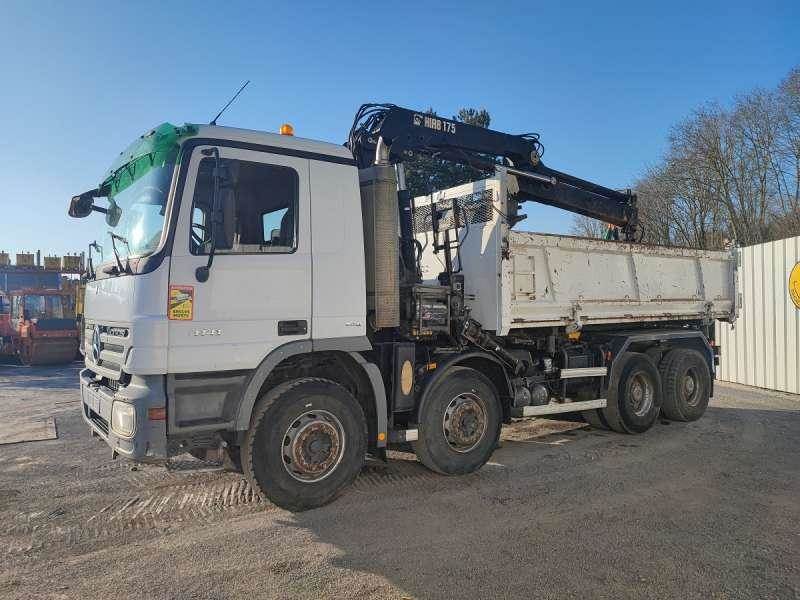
[74,124,372,463]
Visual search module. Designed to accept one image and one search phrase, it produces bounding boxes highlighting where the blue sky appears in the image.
[0,0,797,257]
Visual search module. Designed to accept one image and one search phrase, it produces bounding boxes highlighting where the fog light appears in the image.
[111,401,135,437]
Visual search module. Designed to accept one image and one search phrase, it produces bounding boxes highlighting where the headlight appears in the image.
[111,401,135,437]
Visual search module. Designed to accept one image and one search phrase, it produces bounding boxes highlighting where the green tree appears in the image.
[404,107,492,197]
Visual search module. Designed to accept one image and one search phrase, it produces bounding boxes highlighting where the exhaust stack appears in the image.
[359,165,400,329]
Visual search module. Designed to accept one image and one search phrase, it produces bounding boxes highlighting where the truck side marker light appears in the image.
[377,432,386,442]
[148,407,167,421]
[426,362,437,371]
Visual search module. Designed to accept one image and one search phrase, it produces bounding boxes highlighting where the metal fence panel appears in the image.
[716,235,800,394]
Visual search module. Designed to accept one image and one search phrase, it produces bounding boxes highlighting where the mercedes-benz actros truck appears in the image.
[69,105,736,510]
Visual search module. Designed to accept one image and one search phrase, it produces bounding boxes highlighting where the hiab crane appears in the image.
[68,104,736,510]
[347,103,638,237]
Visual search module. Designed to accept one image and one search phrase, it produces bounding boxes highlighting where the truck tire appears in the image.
[602,352,662,434]
[242,378,366,511]
[659,349,711,422]
[412,367,501,475]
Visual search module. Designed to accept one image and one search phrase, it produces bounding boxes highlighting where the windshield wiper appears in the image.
[112,233,132,272]
[103,231,132,275]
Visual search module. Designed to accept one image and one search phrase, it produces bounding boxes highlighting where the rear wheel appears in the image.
[602,352,662,434]
[243,378,366,511]
[659,349,711,422]
[412,367,502,475]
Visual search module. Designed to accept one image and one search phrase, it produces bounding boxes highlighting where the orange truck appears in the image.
[0,288,79,365]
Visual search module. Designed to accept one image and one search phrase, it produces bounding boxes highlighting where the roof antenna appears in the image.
[209,80,250,126]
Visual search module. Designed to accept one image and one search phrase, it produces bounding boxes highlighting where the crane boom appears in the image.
[347,104,638,240]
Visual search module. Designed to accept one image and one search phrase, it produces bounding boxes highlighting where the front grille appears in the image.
[85,322,130,379]
[85,404,109,435]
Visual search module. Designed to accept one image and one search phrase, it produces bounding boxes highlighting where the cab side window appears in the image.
[190,156,299,254]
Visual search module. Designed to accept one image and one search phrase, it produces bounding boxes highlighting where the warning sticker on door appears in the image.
[168,285,194,320]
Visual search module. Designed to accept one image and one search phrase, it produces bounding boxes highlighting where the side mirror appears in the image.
[196,148,224,283]
[68,192,95,218]
[69,189,109,219]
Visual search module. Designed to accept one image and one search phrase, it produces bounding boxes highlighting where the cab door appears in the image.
[167,145,311,374]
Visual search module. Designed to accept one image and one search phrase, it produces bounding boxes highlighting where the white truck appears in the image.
[69,105,736,510]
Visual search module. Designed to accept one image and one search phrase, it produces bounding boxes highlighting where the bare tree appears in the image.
[570,214,606,238]
[771,68,800,238]
[572,66,800,248]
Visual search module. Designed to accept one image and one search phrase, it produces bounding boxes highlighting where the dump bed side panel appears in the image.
[503,232,736,334]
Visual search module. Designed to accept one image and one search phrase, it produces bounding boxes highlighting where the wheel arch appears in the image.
[606,330,714,383]
[417,352,513,423]
[235,340,387,448]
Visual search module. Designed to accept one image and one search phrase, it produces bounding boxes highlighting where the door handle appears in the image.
[278,320,308,336]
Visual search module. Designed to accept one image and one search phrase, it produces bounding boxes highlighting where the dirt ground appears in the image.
[1,364,798,599]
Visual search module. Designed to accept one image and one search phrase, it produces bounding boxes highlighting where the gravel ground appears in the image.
[0,364,798,599]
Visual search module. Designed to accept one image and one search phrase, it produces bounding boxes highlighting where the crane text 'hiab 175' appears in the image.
[68,104,736,510]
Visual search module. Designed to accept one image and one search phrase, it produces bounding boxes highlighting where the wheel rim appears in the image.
[681,367,701,407]
[282,410,345,483]
[628,372,655,417]
[442,392,487,453]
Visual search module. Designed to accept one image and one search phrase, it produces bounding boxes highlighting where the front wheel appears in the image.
[413,366,502,475]
[243,378,366,511]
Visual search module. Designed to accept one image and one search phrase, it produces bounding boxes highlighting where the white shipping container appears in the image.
[415,170,737,335]
[716,236,800,394]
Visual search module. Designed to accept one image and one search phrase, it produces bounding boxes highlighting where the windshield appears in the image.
[96,164,174,261]
[13,295,70,320]
[84,122,197,267]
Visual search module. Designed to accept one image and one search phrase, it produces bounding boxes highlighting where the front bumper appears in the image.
[80,368,168,461]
